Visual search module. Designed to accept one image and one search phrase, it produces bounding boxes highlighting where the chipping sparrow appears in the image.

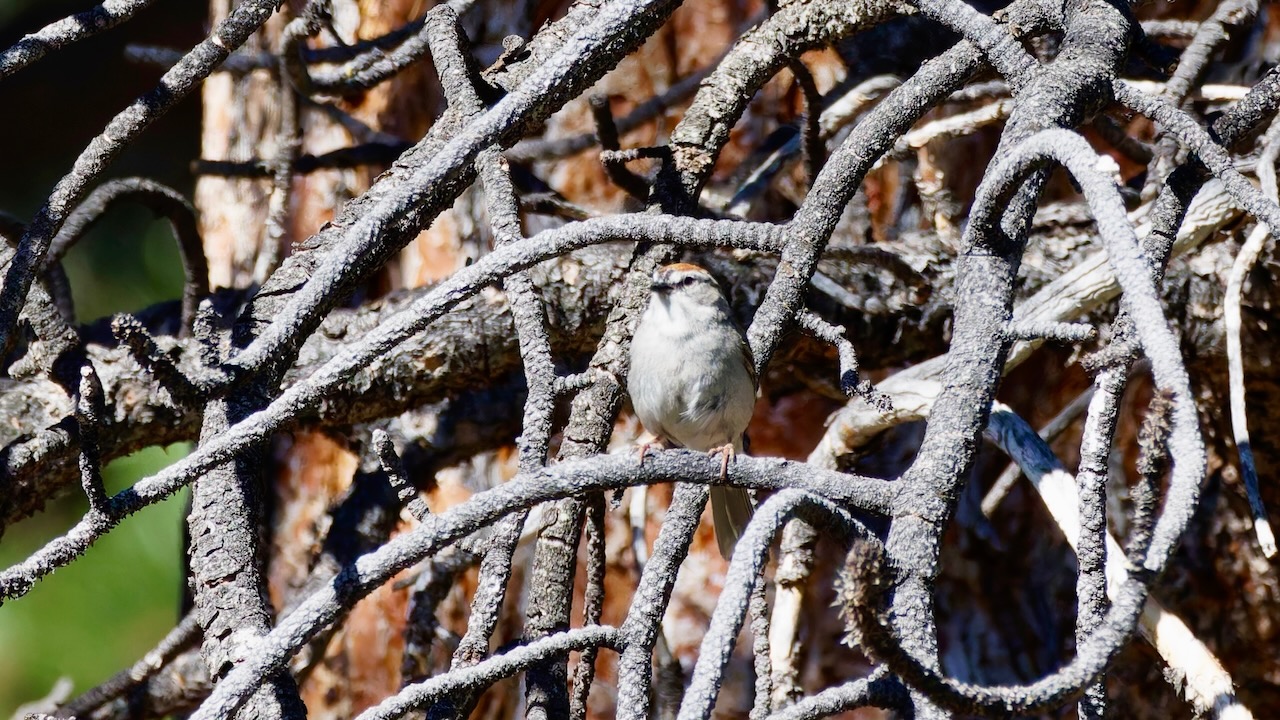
[628,262,757,558]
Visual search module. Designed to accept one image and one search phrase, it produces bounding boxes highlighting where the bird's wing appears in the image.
[738,329,759,391]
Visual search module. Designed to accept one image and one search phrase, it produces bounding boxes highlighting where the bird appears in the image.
[628,262,757,558]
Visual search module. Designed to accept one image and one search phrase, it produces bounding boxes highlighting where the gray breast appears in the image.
[630,321,753,451]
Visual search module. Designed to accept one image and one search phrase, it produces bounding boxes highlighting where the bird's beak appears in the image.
[650,276,670,292]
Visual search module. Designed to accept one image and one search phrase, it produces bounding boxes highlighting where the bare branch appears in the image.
[185,450,893,720]
[73,364,108,513]
[0,0,281,355]
[55,614,202,719]
[0,0,159,81]
[358,626,624,720]
[6,0,1279,715]
[46,178,209,333]
[1222,118,1280,558]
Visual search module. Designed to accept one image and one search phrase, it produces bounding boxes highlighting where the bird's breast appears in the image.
[629,313,755,451]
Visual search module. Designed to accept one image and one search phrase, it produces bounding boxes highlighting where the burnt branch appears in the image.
[4,0,1279,717]
[0,0,280,355]
[46,178,209,332]
[0,0,160,80]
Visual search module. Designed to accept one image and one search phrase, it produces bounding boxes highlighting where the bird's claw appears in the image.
[636,439,666,466]
[707,444,736,479]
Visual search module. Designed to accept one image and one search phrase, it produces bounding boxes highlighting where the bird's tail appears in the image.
[710,486,754,560]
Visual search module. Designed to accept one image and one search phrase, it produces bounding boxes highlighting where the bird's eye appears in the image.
[680,276,696,287]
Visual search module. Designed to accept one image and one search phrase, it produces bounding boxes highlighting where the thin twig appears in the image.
[0,0,280,356]
[787,59,825,186]
[111,313,205,402]
[373,429,430,521]
[46,178,209,334]
[1222,117,1280,558]
[74,364,108,513]
[591,95,654,200]
[569,493,608,720]
[55,614,203,719]
[0,0,160,81]
[794,308,890,410]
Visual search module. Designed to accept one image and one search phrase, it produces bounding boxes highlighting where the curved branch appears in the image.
[842,539,1154,716]
[676,490,871,720]
[765,667,908,720]
[0,0,280,355]
[1114,82,1280,243]
[179,449,892,720]
[954,128,1203,571]
[46,178,209,332]
[357,626,624,720]
[0,213,784,595]
[665,0,904,205]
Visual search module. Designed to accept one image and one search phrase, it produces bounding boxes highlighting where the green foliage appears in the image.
[0,444,191,717]
[0,2,206,715]
[60,211,188,322]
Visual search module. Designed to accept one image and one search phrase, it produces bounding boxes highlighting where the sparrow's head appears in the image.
[650,263,726,307]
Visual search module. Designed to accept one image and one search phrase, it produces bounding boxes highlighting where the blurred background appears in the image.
[0,0,203,714]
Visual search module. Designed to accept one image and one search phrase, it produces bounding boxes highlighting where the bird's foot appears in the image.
[636,439,667,466]
[707,444,736,479]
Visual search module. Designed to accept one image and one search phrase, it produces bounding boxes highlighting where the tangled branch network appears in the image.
[0,0,1277,717]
